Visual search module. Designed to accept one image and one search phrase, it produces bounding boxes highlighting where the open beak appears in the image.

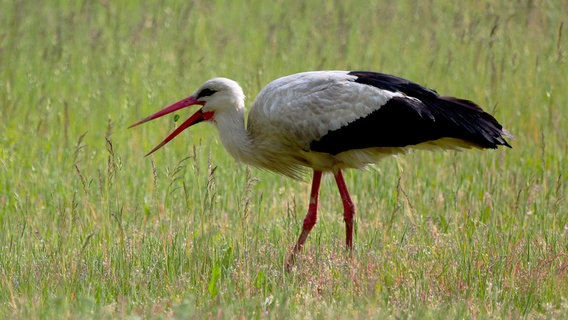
[129,96,207,156]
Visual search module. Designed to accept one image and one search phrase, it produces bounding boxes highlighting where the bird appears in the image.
[130,70,512,268]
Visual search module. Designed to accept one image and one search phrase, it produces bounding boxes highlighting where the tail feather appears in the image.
[432,97,512,149]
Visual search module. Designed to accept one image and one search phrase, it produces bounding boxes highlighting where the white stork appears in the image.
[130,71,512,268]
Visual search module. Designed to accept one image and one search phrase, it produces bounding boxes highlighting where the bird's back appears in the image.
[249,71,397,147]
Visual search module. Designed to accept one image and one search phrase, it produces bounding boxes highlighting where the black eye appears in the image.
[196,88,217,99]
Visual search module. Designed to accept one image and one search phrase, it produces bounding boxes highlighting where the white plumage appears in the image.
[131,70,512,268]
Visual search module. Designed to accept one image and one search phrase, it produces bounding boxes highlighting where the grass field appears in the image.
[1,0,567,318]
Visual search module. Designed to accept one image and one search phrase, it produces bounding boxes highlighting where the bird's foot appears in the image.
[285,255,295,272]
[284,242,304,272]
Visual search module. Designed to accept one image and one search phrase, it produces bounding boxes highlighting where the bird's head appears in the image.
[129,78,245,156]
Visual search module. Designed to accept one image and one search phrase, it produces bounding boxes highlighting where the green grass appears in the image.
[1,0,567,318]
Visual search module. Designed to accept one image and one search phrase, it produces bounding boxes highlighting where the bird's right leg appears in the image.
[286,170,322,270]
[334,169,356,250]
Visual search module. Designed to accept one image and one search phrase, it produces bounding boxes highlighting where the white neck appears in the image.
[211,103,255,164]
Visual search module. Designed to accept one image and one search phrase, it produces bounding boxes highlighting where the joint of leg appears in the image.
[343,201,355,221]
[303,210,317,230]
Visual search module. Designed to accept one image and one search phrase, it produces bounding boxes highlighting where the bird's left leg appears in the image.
[286,170,322,270]
[334,169,356,249]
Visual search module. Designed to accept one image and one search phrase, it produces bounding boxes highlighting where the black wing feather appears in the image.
[310,72,511,155]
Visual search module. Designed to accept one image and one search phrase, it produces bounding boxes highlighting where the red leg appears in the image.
[334,170,355,249]
[286,170,322,270]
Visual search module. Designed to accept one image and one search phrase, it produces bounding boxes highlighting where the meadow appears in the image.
[1,0,567,318]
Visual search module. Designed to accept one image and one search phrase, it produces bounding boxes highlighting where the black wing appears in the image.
[310,71,511,155]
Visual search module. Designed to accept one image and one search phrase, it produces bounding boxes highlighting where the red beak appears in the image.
[129,96,209,156]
